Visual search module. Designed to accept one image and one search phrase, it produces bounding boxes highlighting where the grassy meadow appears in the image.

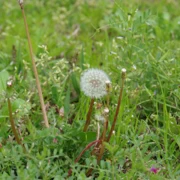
[0,0,180,179]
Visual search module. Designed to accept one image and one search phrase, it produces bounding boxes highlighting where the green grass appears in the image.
[0,0,180,179]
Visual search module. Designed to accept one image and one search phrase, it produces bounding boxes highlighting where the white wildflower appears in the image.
[122,68,126,73]
[19,0,23,4]
[132,65,136,70]
[104,107,109,114]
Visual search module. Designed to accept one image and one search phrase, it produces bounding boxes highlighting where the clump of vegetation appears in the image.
[0,0,180,179]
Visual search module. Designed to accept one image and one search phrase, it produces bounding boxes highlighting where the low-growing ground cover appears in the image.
[0,0,180,179]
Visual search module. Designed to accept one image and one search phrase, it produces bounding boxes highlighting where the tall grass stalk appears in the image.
[107,69,126,142]
[18,0,49,128]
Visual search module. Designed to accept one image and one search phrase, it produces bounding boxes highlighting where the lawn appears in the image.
[0,0,180,179]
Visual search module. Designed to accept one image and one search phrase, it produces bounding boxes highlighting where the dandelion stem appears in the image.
[106,69,126,142]
[88,109,109,177]
[83,98,94,132]
[18,1,49,128]
[7,98,22,145]
[68,139,101,177]
[97,117,108,163]
[106,81,111,108]
[75,139,101,163]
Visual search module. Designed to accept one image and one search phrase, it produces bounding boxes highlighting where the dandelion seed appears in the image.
[80,68,110,98]
[95,114,105,123]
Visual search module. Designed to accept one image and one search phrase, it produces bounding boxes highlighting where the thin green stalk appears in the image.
[106,69,126,142]
[106,80,111,108]
[83,98,94,132]
[18,1,49,128]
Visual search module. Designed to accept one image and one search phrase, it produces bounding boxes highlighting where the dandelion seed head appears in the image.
[80,68,110,98]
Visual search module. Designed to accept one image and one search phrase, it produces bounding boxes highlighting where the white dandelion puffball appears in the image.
[80,68,110,98]
[95,114,105,123]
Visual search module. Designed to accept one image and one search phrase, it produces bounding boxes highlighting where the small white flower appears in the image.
[7,80,13,87]
[19,0,23,4]
[106,80,111,84]
[116,36,124,40]
[80,68,110,98]
[132,65,136,70]
[122,68,126,73]
[104,107,109,114]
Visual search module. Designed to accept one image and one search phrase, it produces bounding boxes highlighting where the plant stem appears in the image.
[97,117,107,163]
[88,110,109,176]
[7,98,22,145]
[18,1,49,128]
[75,139,101,163]
[83,98,94,132]
[106,81,111,108]
[68,139,101,177]
[106,69,126,142]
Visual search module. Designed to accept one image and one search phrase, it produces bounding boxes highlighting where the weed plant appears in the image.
[0,0,180,179]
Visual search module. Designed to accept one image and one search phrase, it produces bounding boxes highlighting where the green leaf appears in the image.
[71,72,80,95]
[175,135,180,148]
[75,131,96,143]
[0,70,9,94]
[80,47,84,70]
[0,98,31,119]
[64,86,70,119]
[51,85,58,104]
[104,142,119,155]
